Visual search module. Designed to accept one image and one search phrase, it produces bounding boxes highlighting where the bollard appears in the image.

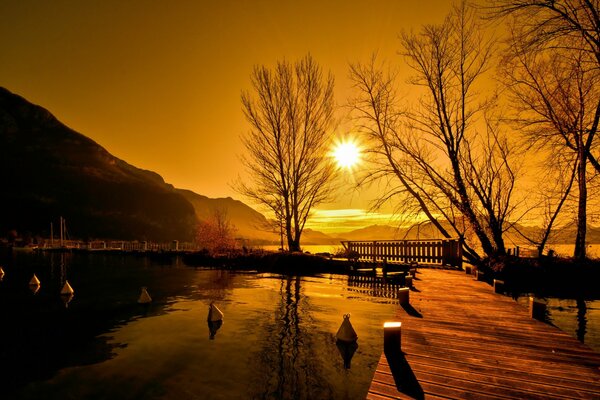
[476,270,485,281]
[493,279,504,294]
[465,265,472,275]
[405,275,413,288]
[397,287,410,305]
[384,322,402,354]
[529,296,546,321]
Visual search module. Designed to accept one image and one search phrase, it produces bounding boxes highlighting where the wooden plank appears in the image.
[368,269,600,399]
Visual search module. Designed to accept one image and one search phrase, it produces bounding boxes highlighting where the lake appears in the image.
[2,251,599,400]
[0,251,400,400]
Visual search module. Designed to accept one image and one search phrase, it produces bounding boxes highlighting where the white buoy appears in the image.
[29,274,40,286]
[336,313,358,342]
[61,280,74,296]
[208,302,224,322]
[61,292,74,308]
[138,286,152,304]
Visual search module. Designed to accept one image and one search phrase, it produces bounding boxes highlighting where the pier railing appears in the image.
[341,239,462,268]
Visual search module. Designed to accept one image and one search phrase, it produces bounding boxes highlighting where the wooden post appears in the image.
[384,322,402,354]
[398,287,410,305]
[476,269,485,281]
[405,275,413,288]
[493,279,505,294]
[529,297,547,321]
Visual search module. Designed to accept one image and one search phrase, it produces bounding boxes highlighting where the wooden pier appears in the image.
[368,268,600,399]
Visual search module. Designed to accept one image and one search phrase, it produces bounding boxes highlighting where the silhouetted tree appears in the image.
[494,1,600,259]
[195,208,236,254]
[238,55,336,252]
[350,2,521,263]
[489,0,600,173]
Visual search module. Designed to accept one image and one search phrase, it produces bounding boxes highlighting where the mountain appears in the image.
[335,222,600,244]
[337,223,449,241]
[176,189,278,243]
[0,87,198,241]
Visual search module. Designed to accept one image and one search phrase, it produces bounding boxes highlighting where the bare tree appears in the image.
[489,0,600,173]
[501,25,600,259]
[238,55,336,252]
[196,208,237,254]
[350,2,521,263]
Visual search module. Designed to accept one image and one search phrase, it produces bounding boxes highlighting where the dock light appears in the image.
[0,266,4,280]
[397,287,410,305]
[384,322,402,354]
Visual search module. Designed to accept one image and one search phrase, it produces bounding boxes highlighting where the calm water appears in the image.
[0,251,400,400]
[516,297,600,352]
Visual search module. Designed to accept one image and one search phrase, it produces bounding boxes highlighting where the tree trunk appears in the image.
[288,238,301,252]
[574,150,587,260]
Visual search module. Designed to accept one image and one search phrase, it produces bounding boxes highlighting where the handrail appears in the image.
[341,239,462,268]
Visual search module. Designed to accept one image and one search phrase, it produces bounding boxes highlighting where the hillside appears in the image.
[334,222,600,244]
[177,189,278,243]
[0,87,197,241]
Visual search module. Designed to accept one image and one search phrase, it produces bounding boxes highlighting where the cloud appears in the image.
[306,208,397,234]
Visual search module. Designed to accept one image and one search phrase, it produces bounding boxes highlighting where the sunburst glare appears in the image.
[332,139,362,169]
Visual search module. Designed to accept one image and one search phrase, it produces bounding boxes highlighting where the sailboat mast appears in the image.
[60,216,64,247]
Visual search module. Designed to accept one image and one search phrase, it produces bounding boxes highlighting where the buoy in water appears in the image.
[138,287,152,304]
[336,339,359,369]
[208,319,223,340]
[29,274,40,287]
[207,302,224,322]
[336,313,358,342]
[61,280,74,296]
[61,292,74,308]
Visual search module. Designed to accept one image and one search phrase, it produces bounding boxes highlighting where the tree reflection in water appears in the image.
[252,276,336,399]
[576,298,587,343]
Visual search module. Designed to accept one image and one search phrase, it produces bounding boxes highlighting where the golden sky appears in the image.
[0,1,460,227]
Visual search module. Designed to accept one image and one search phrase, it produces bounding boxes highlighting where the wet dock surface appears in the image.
[368,268,600,399]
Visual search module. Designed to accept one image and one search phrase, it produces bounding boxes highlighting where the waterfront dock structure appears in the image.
[368,269,600,399]
[342,239,463,269]
[37,239,199,253]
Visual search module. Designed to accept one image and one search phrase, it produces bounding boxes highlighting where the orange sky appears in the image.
[0,1,463,228]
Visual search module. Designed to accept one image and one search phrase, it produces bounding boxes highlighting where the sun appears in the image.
[332,139,361,169]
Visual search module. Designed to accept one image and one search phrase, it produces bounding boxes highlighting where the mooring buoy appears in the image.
[29,274,40,287]
[336,339,359,369]
[61,280,74,296]
[138,286,152,304]
[208,302,224,322]
[336,313,358,342]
